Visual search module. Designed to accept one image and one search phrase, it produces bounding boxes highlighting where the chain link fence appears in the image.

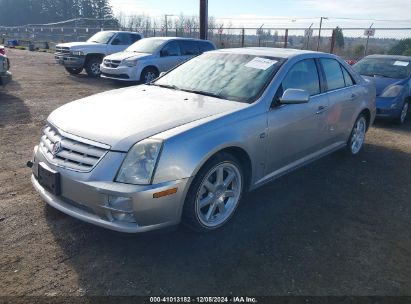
[1,23,410,60]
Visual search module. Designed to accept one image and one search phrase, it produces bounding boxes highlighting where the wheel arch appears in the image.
[359,108,371,130]
[85,53,105,63]
[141,65,160,76]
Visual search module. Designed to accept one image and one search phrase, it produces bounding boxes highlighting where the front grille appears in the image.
[39,125,108,172]
[103,59,122,68]
[55,46,71,55]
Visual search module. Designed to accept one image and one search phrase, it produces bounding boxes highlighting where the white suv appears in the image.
[100,37,216,83]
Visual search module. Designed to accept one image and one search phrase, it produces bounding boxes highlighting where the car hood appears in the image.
[48,85,248,151]
[104,51,151,61]
[56,42,106,51]
[361,75,407,96]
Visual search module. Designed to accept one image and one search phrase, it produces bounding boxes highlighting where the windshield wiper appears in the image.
[150,83,181,90]
[180,89,224,99]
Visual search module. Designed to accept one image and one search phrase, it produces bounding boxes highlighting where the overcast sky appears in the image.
[109,0,411,28]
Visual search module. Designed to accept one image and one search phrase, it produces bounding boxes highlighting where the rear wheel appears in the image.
[85,57,102,77]
[141,67,159,84]
[65,67,83,75]
[397,101,409,124]
[183,153,244,232]
[346,114,367,155]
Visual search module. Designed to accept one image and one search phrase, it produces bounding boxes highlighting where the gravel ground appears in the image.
[0,48,411,297]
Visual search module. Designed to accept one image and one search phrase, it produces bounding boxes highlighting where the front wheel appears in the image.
[183,153,244,232]
[347,114,367,155]
[85,57,102,77]
[65,67,83,75]
[141,67,159,84]
[397,101,409,124]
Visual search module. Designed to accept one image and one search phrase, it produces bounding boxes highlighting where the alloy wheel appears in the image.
[350,117,366,154]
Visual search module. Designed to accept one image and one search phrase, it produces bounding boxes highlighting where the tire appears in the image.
[141,67,159,84]
[397,101,409,124]
[346,114,367,155]
[85,57,102,77]
[182,152,244,232]
[65,67,83,75]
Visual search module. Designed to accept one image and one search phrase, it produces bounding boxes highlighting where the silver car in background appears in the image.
[30,48,376,233]
[100,37,215,83]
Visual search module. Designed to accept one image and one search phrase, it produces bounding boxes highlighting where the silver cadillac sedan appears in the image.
[29,48,376,233]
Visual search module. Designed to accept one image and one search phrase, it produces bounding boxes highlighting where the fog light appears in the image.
[103,196,136,223]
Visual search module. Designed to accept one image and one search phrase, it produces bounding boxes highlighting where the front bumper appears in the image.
[31,145,191,233]
[54,54,85,68]
[100,64,141,82]
[375,96,403,119]
[0,71,12,86]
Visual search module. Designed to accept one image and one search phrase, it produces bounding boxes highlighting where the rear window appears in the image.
[179,41,200,55]
[199,41,215,53]
[321,58,346,91]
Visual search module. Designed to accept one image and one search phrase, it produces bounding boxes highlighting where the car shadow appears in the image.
[44,143,411,295]
[0,89,31,126]
[372,116,411,133]
[66,74,138,89]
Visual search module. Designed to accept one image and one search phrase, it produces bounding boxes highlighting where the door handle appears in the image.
[316,105,328,114]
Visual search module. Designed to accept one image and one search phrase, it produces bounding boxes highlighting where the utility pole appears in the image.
[364,22,374,57]
[316,17,328,51]
[164,14,173,37]
[306,23,313,50]
[199,0,208,40]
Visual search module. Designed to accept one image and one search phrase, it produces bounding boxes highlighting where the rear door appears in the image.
[179,40,200,63]
[319,58,362,144]
[265,58,330,175]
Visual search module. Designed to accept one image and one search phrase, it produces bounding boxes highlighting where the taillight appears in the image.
[0,48,5,55]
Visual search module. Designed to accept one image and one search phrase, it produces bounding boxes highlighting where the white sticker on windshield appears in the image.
[393,60,409,66]
[245,57,277,70]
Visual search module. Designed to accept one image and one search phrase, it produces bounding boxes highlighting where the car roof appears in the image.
[365,54,411,61]
[210,47,324,59]
[100,30,142,35]
[141,37,213,43]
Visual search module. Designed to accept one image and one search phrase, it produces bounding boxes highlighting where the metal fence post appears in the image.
[241,28,245,47]
[284,29,288,48]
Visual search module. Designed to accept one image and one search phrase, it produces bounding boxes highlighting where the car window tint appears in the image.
[112,33,131,45]
[162,41,180,56]
[199,41,215,53]
[281,59,320,96]
[321,58,346,91]
[129,34,141,44]
[341,65,354,86]
[179,41,200,55]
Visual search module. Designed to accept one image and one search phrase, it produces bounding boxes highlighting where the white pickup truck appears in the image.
[54,31,143,77]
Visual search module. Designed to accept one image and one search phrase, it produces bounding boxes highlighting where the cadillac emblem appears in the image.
[51,141,62,156]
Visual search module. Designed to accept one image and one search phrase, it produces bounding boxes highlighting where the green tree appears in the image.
[335,26,345,49]
[388,38,411,55]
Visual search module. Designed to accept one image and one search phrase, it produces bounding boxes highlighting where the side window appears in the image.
[161,41,180,57]
[341,65,354,87]
[179,41,200,55]
[111,33,131,45]
[321,58,345,91]
[129,34,141,44]
[280,59,320,96]
[199,41,215,53]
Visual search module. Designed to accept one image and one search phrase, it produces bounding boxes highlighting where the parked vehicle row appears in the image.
[30,48,376,233]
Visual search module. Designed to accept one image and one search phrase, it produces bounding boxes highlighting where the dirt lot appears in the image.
[1,48,411,297]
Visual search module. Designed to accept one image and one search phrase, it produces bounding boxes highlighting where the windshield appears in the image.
[353,58,411,79]
[126,38,165,53]
[87,31,116,44]
[153,53,283,103]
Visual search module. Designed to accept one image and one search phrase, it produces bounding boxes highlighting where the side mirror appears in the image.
[279,89,310,104]
[159,72,166,77]
[160,50,168,57]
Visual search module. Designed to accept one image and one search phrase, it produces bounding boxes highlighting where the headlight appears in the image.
[381,85,404,97]
[123,58,138,67]
[115,139,163,185]
[71,51,84,56]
